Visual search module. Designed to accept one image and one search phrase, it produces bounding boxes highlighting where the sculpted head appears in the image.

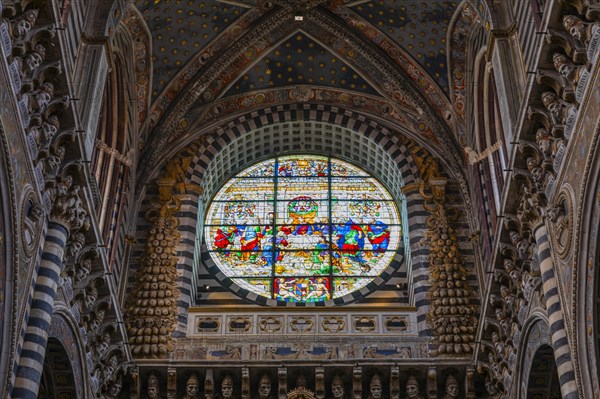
[369,374,382,399]
[107,374,122,398]
[147,373,160,399]
[90,307,105,331]
[563,15,586,41]
[76,258,92,283]
[25,51,43,72]
[406,375,420,398]
[445,375,459,398]
[186,373,200,397]
[97,332,110,353]
[84,284,98,310]
[553,53,576,80]
[221,375,233,398]
[331,375,344,398]
[541,91,559,113]
[15,9,38,38]
[258,374,271,398]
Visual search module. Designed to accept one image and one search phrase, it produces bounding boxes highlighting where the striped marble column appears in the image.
[12,221,69,399]
[534,224,578,399]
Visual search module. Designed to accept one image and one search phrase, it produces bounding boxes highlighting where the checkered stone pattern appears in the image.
[534,224,578,399]
[132,103,476,335]
[182,105,421,308]
[174,194,200,334]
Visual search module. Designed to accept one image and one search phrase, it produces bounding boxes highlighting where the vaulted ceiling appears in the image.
[136,0,458,100]
[129,0,487,188]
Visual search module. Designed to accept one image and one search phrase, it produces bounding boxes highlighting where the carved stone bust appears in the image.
[405,375,424,399]
[367,374,382,399]
[147,373,160,399]
[105,374,122,399]
[256,374,273,399]
[330,375,344,399]
[182,373,201,399]
[442,375,459,399]
[219,374,235,399]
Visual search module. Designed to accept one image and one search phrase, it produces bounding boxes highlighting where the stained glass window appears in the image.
[204,155,402,303]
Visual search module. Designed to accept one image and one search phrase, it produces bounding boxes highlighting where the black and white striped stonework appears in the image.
[534,224,578,399]
[132,103,479,337]
[13,221,69,399]
[10,221,48,393]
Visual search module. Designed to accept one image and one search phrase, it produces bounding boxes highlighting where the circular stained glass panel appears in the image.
[204,155,402,303]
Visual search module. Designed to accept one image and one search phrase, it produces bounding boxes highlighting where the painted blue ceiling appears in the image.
[135,0,459,103]
[136,0,247,99]
[350,0,456,94]
[223,32,381,97]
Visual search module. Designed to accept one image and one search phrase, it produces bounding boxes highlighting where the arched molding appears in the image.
[471,47,487,153]
[128,104,477,339]
[139,94,468,212]
[140,4,456,138]
[49,307,92,399]
[0,122,19,397]
[514,313,551,399]
[467,47,497,261]
[573,108,600,398]
[136,7,467,194]
[120,5,153,131]
[448,0,483,121]
[479,49,506,214]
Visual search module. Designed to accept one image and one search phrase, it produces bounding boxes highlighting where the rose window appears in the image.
[204,155,402,303]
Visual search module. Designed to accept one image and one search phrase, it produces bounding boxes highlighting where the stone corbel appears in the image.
[315,367,325,399]
[167,367,177,399]
[241,367,250,399]
[157,176,177,203]
[205,369,214,399]
[427,367,437,399]
[278,367,287,399]
[352,366,361,399]
[129,366,140,399]
[390,366,399,399]
[465,367,475,399]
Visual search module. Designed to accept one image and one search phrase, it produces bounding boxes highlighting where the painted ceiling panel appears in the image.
[136,0,247,99]
[223,32,381,98]
[350,0,456,94]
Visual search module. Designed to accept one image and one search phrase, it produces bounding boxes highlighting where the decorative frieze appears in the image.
[187,311,417,338]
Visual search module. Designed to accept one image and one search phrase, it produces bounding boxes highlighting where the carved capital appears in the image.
[50,176,88,233]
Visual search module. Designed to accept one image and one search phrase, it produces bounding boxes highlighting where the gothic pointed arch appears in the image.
[136,5,467,193]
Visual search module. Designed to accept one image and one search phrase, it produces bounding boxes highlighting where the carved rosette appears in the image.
[126,184,181,358]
